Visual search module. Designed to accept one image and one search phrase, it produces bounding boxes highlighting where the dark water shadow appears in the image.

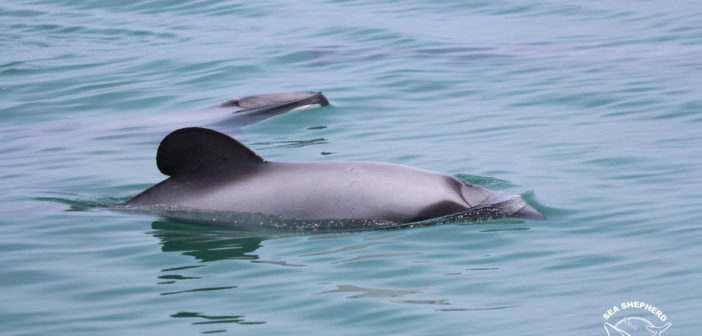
[149,220,268,262]
[149,219,271,332]
[170,311,265,326]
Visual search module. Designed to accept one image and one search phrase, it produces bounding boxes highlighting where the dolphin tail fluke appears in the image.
[646,322,671,335]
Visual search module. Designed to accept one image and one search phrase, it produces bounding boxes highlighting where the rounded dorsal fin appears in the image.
[156,127,264,176]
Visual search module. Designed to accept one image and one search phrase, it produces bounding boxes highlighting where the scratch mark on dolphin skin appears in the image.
[336,195,356,212]
[346,167,361,189]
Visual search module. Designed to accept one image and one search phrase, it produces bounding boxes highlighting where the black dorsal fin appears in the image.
[156,127,264,176]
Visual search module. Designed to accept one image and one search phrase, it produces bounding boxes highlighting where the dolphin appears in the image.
[119,127,546,230]
[205,91,329,134]
[0,91,329,148]
[220,91,329,114]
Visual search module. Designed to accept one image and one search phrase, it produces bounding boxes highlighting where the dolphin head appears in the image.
[499,196,548,220]
[460,184,547,220]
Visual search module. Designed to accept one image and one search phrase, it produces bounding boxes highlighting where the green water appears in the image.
[2,0,701,335]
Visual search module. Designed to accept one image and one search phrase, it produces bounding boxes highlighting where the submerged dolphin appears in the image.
[121,127,546,229]
[2,91,329,148]
[204,91,329,134]
[216,91,328,123]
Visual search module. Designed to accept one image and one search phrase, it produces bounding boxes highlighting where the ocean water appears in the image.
[2,0,701,335]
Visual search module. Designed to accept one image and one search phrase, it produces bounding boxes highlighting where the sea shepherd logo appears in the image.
[602,301,671,336]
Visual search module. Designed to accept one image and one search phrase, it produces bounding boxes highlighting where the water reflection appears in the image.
[317,284,422,299]
[317,284,456,307]
[147,218,521,332]
[170,311,265,325]
[251,137,328,149]
[149,220,266,262]
[150,220,270,332]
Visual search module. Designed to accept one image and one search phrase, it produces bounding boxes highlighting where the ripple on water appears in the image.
[2,0,702,335]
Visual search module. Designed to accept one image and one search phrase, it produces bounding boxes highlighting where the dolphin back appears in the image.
[222,91,329,112]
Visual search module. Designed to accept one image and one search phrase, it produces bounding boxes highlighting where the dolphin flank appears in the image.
[120,127,546,228]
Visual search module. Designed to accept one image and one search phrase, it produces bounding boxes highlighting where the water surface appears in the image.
[2,0,701,334]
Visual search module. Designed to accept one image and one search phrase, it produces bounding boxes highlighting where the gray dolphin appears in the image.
[206,91,329,133]
[120,127,546,229]
[221,91,329,113]
[1,91,329,149]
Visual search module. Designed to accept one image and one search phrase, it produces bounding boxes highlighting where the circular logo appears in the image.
[602,301,671,336]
